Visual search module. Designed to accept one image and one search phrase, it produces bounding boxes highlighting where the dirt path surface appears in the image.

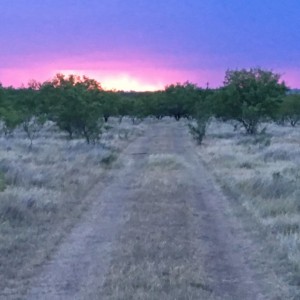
[23,120,287,300]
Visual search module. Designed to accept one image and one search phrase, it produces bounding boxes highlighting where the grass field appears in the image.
[2,117,300,298]
[200,119,300,293]
[0,118,145,296]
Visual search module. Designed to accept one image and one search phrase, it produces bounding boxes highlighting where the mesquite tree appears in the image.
[214,68,287,134]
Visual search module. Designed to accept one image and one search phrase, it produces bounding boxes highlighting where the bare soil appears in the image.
[6,120,289,299]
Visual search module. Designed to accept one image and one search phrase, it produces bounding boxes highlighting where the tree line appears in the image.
[0,68,299,145]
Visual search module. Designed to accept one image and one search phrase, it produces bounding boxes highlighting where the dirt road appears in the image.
[23,120,287,299]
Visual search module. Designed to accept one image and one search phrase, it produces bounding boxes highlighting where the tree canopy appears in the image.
[0,68,293,147]
[214,68,287,134]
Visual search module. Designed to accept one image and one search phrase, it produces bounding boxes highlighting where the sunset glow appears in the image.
[1,63,299,91]
[101,74,163,92]
[55,70,164,91]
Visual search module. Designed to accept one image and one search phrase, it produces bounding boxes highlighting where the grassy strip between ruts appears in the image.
[100,153,213,300]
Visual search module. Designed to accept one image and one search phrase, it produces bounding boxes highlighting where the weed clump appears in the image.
[100,153,117,167]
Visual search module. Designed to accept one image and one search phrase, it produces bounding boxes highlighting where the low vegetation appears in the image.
[199,119,300,296]
[0,118,145,296]
[100,153,211,299]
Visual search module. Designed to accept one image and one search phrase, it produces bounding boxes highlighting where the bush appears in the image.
[188,118,208,144]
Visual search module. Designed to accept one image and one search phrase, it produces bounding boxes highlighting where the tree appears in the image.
[127,98,145,124]
[0,86,44,143]
[1,108,22,136]
[279,94,300,126]
[0,89,22,136]
[117,92,148,124]
[146,91,167,119]
[164,82,201,120]
[100,91,119,122]
[40,74,103,144]
[18,86,45,146]
[214,68,287,134]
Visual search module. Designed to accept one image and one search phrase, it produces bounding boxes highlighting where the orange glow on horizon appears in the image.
[0,62,299,90]
[102,74,164,91]
[56,70,164,91]
[0,54,209,90]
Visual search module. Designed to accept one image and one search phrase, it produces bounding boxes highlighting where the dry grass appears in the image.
[100,153,212,300]
[199,119,300,295]
[0,118,144,296]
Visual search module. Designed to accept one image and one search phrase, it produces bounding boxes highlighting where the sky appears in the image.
[0,0,300,91]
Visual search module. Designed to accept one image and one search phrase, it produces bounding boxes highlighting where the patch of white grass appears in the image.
[199,119,300,290]
[0,117,144,295]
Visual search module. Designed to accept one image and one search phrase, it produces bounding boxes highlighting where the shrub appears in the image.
[188,118,208,144]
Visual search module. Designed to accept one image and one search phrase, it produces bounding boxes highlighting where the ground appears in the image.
[0,119,295,299]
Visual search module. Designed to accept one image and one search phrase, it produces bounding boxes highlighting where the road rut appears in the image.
[24,120,286,299]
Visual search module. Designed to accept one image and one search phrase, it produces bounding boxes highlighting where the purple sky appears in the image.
[1,0,300,90]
